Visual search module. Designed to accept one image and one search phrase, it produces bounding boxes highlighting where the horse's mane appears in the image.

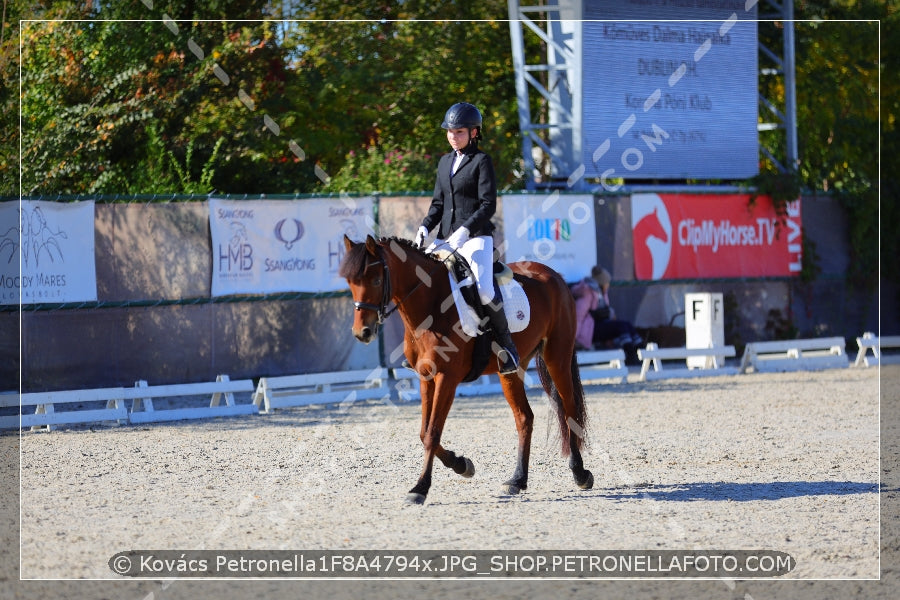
[338,236,442,279]
[382,236,444,263]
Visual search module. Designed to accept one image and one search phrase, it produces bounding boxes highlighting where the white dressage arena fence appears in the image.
[854,332,900,367]
[739,337,847,373]
[637,343,738,381]
[2,387,129,431]
[124,375,257,424]
[392,349,629,401]
[252,368,390,413]
[2,375,255,431]
[6,332,891,431]
[567,349,629,384]
[390,371,507,400]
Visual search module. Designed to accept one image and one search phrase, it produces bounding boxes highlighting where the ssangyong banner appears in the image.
[501,193,596,282]
[0,200,97,305]
[631,193,802,280]
[209,197,375,296]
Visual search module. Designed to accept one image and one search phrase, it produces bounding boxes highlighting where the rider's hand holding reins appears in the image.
[446,226,470,250]
[414,226,429,249]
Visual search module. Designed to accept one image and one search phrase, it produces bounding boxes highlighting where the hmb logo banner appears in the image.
[0,200,97,305]
[209,197,375,296]
[631,193,802,280]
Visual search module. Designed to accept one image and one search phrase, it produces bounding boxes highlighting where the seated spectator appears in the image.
[571,266,605,351]
[572,266,644,358]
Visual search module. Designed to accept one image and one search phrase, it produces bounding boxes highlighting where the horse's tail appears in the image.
[536,349,589,457]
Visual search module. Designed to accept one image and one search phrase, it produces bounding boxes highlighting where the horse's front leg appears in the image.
[427,373,474,479]
[407,375,462,504]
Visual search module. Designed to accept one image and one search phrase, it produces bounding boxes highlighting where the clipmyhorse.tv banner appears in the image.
[209,197,375,296]
[0,200,97,305]
[631,193,802,280]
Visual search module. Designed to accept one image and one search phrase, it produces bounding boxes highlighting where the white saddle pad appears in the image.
[448,273,531,338]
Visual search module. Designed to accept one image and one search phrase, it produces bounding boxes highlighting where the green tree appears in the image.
[322,146,436,194]
[879,3,900,287]
[283,0,523,191]
[790,2,894,288]
[13,1,528,195]
[19,2,292,194]
[0,1,94,194]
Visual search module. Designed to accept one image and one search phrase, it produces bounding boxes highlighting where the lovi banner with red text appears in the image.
[630,193,802,280]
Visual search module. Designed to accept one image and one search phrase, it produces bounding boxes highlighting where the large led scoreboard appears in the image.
[508,0,764,183]
[581,1,759,180]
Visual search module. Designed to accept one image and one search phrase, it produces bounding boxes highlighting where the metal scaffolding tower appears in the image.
[507,0,798,190]
[507,0,582,189]
[758,0,799,174]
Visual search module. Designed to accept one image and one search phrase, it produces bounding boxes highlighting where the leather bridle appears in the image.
[352,253,394,325]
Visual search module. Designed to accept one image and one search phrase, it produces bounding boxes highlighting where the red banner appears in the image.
[631,193,802,280]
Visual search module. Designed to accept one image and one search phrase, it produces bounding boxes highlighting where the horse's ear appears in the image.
[365,234,378,255]
[343,234,354,253]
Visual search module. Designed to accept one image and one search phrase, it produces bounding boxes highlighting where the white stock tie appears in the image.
[451,151,464,175]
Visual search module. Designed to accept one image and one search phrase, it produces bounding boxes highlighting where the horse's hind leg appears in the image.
[567,427,594,490]
[498,374,534,495]
[540,346,594,490]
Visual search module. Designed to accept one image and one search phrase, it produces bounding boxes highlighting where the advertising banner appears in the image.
[631,193,802,280]
[0,200,97,305]
[501,193,596,282]
[209,197,375,296]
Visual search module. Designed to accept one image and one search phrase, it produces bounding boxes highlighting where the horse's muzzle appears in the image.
[354,325,377,344]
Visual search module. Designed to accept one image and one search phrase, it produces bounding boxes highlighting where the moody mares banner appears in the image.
[0,200,97,305]
[501,193,596,282]
[209,197,375,296]
[631,193,802,280]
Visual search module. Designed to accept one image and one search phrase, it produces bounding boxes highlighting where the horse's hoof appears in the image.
[500,481,526,495]
[577,470,594,490]
[500,483,521,495]
[405,493,427,505]
[460,457,475,478]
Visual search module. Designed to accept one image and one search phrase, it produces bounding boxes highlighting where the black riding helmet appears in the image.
[441,102,483,143]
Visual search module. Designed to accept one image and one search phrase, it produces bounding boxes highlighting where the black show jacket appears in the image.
[421,147,498,239]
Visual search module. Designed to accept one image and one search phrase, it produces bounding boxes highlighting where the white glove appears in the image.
[446,226,470,250]
[414,226,428,248]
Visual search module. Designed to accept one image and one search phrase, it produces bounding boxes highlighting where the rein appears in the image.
[353,243,454,325]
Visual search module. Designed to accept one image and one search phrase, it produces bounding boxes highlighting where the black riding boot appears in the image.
[484,289,520,375]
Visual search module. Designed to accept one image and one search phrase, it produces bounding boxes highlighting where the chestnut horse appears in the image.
[340,235,593,504]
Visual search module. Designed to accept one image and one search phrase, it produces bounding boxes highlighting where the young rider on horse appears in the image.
[413,102,520,375]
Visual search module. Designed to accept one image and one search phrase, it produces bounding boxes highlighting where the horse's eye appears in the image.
[372,278,382,287]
